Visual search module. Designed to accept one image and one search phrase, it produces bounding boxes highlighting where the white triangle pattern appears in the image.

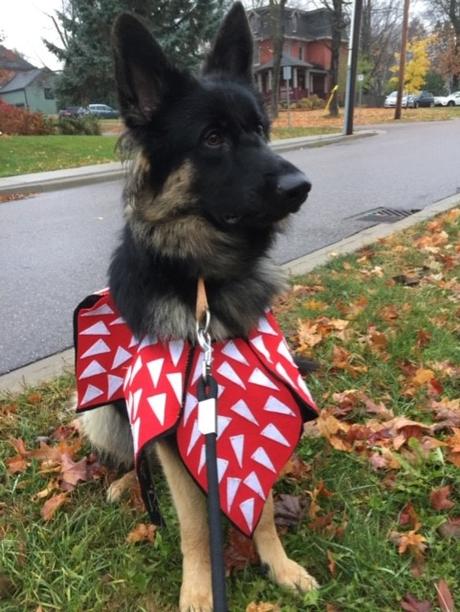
[132,388,143,422]
[81,321,110,336]
[79,359,106,380]
[81,339,111,359]
[129,355,143,384]
[230,400,259,425]
[167,373,182,404]
[250,335,272,363]
[81,303,114,317]
[183,392,197,426]
[81,384,103,405]
[168,340,184,367]
[112,346,132,369]
[109,316,125,326]
[131,417,141,453]
[217,415,232,439]
[257,316,277,336]
[187,421,201,456]
[107,374,124,399]
[229,434,245,467]
[244,471,266,499]
[263,395,295,416]
[240,498,255,532]
[147,393,166,425]
[217,458,229,483]
[248,368,279,391]
[277,339,295,364]
[226,477,241,511]
[275,362,297,389]
[138,335,157,351]
[261,423,290,447]
[147,358,164,388]
[192,352,205,384]
[217,361,246,389]
[251,447,276,472]
[297,374,313,402]
[198,444,206,474]
[221,340,249,365]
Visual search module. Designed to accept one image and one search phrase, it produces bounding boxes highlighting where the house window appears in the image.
[44,88,54,100]
[253,43,260,65]
[291,12,298,33]
[298,47,303,61]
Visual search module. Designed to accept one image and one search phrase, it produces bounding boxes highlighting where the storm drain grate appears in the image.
[346,207,421,224]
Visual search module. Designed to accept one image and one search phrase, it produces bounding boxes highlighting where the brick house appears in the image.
[0,45,57,114]
[247,7,348,101]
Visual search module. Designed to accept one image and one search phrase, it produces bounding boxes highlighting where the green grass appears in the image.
[0,135,119,177]
[1,209,459,610]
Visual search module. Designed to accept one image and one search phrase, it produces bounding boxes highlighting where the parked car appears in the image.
[87,104,120,118]
[434,95,449,106]
[383,91,415,108]
[445,91,460,106]
[413,91,435,108]
[58,106,88,118]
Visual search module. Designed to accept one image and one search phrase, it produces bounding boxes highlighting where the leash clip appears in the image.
[196,308,213,379]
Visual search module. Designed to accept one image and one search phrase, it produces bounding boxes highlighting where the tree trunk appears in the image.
[328,0,345,117]
[269,0,287,119]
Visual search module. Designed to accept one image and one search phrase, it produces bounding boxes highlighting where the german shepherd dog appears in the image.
[80,3,318,610]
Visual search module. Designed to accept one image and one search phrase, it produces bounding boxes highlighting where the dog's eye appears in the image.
[204,129,225,148]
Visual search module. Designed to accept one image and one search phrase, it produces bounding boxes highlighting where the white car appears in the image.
[383,91,414,108]
[434,95,448,106]
[446,91,460,106]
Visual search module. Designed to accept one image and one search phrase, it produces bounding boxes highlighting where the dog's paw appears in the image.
[106,470,137,503]
[268,558,318,592]
[179,583,213,612]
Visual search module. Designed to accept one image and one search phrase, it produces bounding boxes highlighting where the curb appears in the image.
[0,130,378,196]
[1,192,458,395]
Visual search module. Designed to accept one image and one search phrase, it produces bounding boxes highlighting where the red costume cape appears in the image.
[74,290,318,536]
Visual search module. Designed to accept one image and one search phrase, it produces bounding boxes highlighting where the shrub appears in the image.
[0,100,54,135]
[56,115,101,136]
[296,95,326,110]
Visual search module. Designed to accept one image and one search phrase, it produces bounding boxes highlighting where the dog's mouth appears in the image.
[222,214,243,225]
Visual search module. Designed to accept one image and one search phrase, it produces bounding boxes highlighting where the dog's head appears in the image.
[112,3,311,267]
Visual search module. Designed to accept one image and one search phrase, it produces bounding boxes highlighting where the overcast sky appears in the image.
[1,0,63,70]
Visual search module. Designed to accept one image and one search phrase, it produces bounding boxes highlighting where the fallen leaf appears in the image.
[400,593,432,612]
[326,549,336,576]
[399,503,421,531]
[390,529,427,559]
[438,517,460,539]
[126,523,156,544]
[224,527,259,575]
[274,494,306,527]
[246,602,280,612]
[6,455,28,474]
[59,455,89,491]
[412,369,435,386]
[41,492,68,521]
[280,454,311,481]
[435,579,454,612]
[429,486,455,511]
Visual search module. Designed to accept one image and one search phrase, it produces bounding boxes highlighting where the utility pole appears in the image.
[394,0,410,120]
[343,0,363,135]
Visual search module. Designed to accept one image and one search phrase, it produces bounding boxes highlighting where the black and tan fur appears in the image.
[80,3,317,610]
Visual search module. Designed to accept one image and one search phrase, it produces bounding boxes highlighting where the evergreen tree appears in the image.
[45,0,227,107]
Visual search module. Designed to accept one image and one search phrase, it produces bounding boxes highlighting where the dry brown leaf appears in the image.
[400,593,432,612]
[435,579,455,612]
[412,369,435,386]
[246,603,280,612]
[326,549,336,576]
[438,517,460,539]
[390,529,427,559]
[41,492,68,521]
[429,486,455,511]
[126,523,156,544]
[399,502,421,531]
[224,527,259,575]
[6,455,28,474]
[59,455,89,491]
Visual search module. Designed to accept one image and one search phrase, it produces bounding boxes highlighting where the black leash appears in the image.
[196,279,228,612]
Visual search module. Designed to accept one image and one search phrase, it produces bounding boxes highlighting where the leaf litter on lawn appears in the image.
[1,209,459,610]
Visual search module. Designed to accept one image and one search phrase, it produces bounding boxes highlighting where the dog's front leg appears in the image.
[155,439,213,612]
[253,491,318,592]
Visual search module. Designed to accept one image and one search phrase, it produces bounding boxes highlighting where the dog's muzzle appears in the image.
[276,171,311,213]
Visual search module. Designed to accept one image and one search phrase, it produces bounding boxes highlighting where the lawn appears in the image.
[0,135,119,178]
[1,207,459,611]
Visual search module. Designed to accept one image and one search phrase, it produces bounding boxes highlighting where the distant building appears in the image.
[247,7,348,101]
[0,45,57,114]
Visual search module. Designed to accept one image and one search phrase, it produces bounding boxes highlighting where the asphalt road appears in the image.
[1,119,459,374]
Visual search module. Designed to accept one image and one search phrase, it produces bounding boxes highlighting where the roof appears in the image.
[248,6,347,42]
[254,53,314,72]
[0,45,36,71]
[0,68,45,93]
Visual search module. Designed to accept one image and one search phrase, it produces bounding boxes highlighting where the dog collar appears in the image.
[74,290,318,536]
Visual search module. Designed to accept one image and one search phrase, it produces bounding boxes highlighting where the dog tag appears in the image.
[198,398,217,435]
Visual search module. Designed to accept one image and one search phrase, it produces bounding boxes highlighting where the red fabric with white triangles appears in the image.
[75,290,318,536]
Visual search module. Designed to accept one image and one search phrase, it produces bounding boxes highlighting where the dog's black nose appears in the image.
[276,172,312,210]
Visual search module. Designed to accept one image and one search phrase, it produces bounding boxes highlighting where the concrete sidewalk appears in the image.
[1,190,458,395]
[0,130,378,196]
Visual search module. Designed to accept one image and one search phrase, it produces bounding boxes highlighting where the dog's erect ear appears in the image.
[112,13,183,126]
[203,2,253,83]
